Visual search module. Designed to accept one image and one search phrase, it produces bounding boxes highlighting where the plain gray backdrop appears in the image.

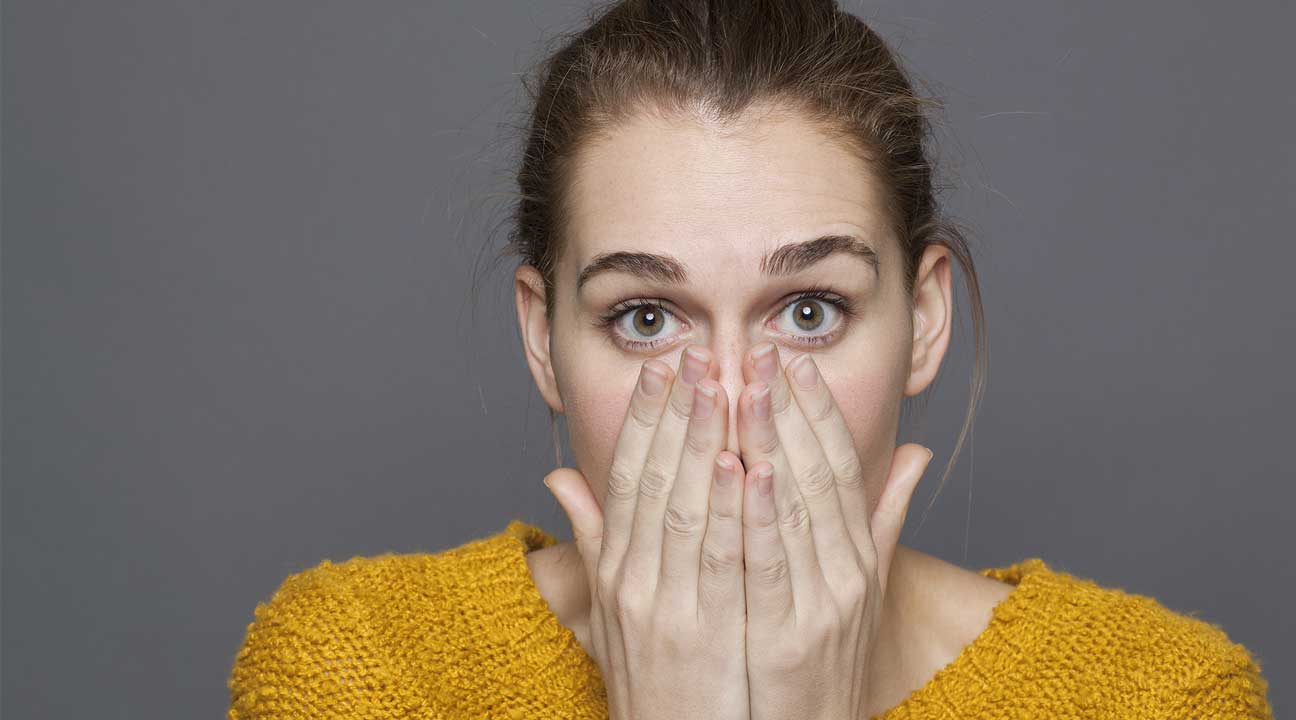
[3,1,1292,716]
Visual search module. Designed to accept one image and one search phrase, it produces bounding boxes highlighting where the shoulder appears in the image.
[228,520,562,720]
[995,559,1273,717]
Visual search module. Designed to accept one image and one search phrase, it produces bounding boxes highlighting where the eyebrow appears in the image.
[575,234,880,293]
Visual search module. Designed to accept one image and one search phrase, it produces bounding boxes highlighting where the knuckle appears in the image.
[696,581,729,615]
[830,456,866,490]
[799,462,837,500]
[753,431,780,457]
[754,556,789,587]
[569,526,598,551]
[805,394,836,424]
[779,497,811,534]
[683,425,713,459]
[838,571,868,605]
[708,496,738,522]
[857,545,879,576]
[595,563,620,600]
[769,388,795,418]
[662,503,702,539]
[667,390,693,424]
[614,582,648,622]
[638,457,675,499]
[612,593,637,624]
[626,398,660,432]
[606,461,640,500]
[782,629,820,665]
[745,500,776,530]
[700,544,740,576]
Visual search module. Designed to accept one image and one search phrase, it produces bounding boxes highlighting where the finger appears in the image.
[543,467,604,597]
[745,344,858,582]
[742,460,793,622]
[736,379,820,606]
[784,352,876,563]
[547,468,631,713]
[869,444,933,597]
[599,359,674,588]
[624,344,713,585]
[659,379,729,601]
[696,450,747,621]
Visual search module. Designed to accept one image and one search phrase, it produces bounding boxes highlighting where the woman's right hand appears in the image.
[544,345,751,720]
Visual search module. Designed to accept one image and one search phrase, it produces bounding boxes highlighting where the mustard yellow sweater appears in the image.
[227,520,1273,719]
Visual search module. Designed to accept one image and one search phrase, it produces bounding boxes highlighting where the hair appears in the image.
[492,0,987,521]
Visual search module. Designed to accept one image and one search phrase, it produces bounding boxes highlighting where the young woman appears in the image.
[227,1,1273,718]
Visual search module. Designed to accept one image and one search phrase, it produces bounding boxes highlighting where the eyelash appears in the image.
[595,287,858,351]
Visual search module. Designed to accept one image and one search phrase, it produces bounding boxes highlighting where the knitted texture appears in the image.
[228,520,1273,719]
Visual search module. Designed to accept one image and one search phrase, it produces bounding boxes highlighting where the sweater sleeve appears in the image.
[227,556,446,720]
[1173,644,1274,719]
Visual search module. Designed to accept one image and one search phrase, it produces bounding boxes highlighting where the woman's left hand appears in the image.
[736,342,934,720]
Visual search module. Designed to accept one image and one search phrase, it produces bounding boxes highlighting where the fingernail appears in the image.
[714,455,734,486]
[926,447,935,462]
[693,382,716,419]
[757,466,773,496]
[682,346,709,384]
[752,342,778,381]
[791,354,818,389]
[752,383,770,419]
[640,362,667,396]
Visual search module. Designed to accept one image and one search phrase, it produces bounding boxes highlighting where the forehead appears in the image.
[562,105,894,271]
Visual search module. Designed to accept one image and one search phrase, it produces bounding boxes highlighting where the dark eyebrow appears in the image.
[576,234,880,293]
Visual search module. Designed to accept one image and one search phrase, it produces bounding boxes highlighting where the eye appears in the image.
[600,300,684,350]
[771,291,854,345]
[597,289,857,352]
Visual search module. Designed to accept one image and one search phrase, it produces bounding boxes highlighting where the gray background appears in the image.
[3,0,1292,716]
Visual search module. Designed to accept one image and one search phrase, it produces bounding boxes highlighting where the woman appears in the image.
[227,1,1273,718]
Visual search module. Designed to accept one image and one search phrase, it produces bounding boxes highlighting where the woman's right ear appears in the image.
[514,265,565,414]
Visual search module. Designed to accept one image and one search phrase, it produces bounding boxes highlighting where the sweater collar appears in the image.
[492,518,1058,716]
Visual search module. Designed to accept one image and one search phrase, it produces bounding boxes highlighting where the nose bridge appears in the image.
[703,331,748,456]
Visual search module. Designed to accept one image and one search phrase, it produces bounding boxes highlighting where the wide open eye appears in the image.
[598,290,855,351]
[772,293,849,344]
[608,301,683,349]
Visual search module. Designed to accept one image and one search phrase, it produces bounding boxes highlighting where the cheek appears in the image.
[823,366,897,454]
[819,359,907,512]
[555,359,637,507]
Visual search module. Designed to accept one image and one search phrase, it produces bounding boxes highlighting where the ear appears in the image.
[904,245,954,398]
[514,264,565,414]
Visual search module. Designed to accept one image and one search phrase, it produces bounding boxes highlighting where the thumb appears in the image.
[543,466,603,590]
[869,444,933,595]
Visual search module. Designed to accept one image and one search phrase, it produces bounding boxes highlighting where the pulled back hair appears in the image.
[499,0,986,516]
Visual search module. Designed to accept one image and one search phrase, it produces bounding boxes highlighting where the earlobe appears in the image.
[904,246,954,398]
[514,265,566,414]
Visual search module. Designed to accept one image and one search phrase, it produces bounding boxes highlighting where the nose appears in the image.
[689,340,750,457]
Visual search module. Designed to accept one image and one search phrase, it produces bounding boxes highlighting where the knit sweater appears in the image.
[227,519,1273,719]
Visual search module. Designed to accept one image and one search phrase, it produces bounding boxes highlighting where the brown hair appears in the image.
[495,0,986,522]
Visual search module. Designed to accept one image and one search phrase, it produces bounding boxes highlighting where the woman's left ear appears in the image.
[514,264,565,414]
[904,245,954,397]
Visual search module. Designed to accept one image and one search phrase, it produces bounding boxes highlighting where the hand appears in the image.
[736,342,933,720]
[544,346,752,720]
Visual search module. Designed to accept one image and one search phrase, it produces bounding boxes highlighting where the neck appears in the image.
[864,543,938,717]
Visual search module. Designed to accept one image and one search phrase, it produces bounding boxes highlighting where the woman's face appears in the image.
[516,103,952,517]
